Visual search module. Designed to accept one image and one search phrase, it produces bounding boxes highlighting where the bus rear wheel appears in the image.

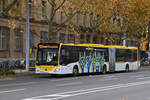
[125,65,129,72]
[73,66,79,76]
[102,65,107,74]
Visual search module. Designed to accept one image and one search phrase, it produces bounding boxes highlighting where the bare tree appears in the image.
[46,0,85,42]
[0,0,19,16]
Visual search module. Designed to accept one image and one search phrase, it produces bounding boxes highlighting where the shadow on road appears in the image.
[34,70,137,79]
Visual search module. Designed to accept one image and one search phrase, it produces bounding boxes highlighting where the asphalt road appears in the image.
[0,70,150,100]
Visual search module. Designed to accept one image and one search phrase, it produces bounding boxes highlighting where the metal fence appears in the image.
[0,58,35,70]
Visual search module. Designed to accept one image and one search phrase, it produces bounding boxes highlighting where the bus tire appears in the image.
[102,65,107,74]
[73,66,79,76]
[125,64,129,72]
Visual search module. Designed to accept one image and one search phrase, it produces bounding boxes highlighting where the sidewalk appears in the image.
[1,66,150,81]
[0,69,35,81]
[140,65,150,71]
[13,69,35,77]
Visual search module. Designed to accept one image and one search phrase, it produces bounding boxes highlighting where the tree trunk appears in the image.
[90,29,96,43]
[48,21,53,42]
[90,33,94,43]
[48,0,56,42]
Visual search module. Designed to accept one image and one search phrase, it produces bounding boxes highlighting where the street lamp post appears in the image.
[122,23,126,46]
[148,22,150,43]
[26,0,30,72]
[123,32,126,46]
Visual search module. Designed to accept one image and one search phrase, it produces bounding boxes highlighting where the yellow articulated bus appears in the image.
[35,43,140,76]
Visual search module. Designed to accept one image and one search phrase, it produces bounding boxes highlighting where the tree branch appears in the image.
[80,0,86,9]
[47,0,56,7]
[47,0,53,6]
[57,10,80,27]
[3,0,19,14]
[56,0,86,27]
[55,0,66,11]
[48,0,56,22]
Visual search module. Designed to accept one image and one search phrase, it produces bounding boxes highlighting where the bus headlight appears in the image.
[54,68,60,72]
[36,69,40,72]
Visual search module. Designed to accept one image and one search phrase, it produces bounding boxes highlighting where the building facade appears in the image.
[0,0,138,59]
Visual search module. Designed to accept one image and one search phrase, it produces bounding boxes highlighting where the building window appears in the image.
[15,28,23,51]
[0,26,10,50]
[76,12,80,26]
[80,34,84,43]
[30,31,35,49]
[0,0,7,13]
[93,36,97,44]
[86,34,91,43]
[40,31,48,43]
[83,14,87,27]
[15,1,20,8]
[59,33,66,43]
[100,37,104,44]
[105,39,110,45]
[116,39,120,45]
[41,0,46,19]
[68,34,75,43]
[51,32,58,42]
[90,13,93,27]
[0,0,2,12]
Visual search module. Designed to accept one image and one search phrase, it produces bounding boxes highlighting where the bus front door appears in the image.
[109,48,116,72]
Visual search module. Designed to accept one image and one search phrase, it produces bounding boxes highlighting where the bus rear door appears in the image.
[109,48,116,72]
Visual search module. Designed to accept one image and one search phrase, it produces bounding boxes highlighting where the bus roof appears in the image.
[38,43,138,50]
[62,43,138,50]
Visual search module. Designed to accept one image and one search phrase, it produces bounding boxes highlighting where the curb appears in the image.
[139,66,150,71]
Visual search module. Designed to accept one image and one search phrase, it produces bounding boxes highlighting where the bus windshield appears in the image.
[37,48,58,65]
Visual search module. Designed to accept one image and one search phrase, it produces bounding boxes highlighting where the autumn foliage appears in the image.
[1,0,150,43]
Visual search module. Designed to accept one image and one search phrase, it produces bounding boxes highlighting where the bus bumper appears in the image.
[35,67,72,74]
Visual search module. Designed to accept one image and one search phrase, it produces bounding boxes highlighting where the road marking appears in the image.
[135,71,149,74]
[89,75,108,77]
[136,77,150,80]
[23,80,150,100]
[104,75,115,78]
[0,88,26,94]
[130,75,144,78]
[100,78,118,81]
[56,82,82,87]
[0,82,34,87]
[50,78,78,82]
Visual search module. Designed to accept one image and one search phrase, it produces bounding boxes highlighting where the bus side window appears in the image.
[60,47,71,65]
[74,47,79,61]
[130,50,137,62]
[61,48,70,59]
[69,46,76,62]
[86,51,90,57]
[66,51,69,57]
[96,52,100,57]
[116,49,124,62]
[104,51,109,62]
[133,50,137,61]
[62,49,65,55]
[61,49,65,59]
[79,51,84,57]
[37,50,42,63]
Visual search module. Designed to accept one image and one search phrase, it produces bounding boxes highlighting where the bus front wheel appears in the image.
[73,66,79,76]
